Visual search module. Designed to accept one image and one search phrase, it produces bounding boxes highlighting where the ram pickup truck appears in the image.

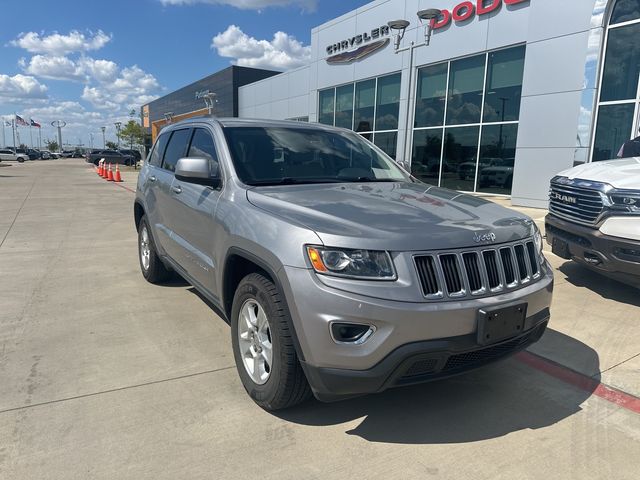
[546,158,640,287]
[134,117,554,410]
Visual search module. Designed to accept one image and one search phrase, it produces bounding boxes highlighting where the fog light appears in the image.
[330,323,375,345]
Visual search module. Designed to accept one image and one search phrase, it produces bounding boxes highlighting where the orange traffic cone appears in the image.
[113,164,123,182]
[107,163,114,181]
[100,161,106,178]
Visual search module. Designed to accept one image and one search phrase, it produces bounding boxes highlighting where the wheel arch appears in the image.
[222,247,306,361]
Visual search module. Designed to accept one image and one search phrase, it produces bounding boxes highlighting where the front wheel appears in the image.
[231,273,311,410]
[18,157,25,163]
[137,215,171,283]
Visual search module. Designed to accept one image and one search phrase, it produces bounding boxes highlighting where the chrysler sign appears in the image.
[431,0,530,30]
[326,25,391,64]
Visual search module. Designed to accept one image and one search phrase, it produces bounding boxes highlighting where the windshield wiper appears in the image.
[339,177,401,183]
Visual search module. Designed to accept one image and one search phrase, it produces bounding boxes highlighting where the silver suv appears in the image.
[134,118,554,410]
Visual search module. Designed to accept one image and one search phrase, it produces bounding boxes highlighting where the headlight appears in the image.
[534,227,543,256]
[610,190,640,214]
[306,246,396,280]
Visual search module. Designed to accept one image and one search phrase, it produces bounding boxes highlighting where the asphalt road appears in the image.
[1,158,639,479]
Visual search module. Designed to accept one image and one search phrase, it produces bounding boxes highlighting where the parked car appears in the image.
[62,150,74,157]
[87,149,135,166]
[134,118,553,410]
[546,157,640,287]
[15,148,39,160]
[0,148,28,162]
[119,149,142,163]
[39,150,51,160]
[478,158,515,189]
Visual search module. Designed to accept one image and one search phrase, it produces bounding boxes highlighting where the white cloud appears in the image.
[212,25,311,70]
[0,74,48,101]
[11,30,112,56]
[22,55,85,81]
[81,66,160,111]
[159,0,316,11]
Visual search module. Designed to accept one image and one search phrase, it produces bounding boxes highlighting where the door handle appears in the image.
[149,175,157,182]
[172,185,183,194]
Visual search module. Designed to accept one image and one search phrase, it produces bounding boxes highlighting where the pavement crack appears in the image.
[0,365,235,415]
[597,352,640,377]
[0,178,37,249]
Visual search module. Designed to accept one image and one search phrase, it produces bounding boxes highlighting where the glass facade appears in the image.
[411,45,525,195]
[318,73,401,158]
[593,1,640,161]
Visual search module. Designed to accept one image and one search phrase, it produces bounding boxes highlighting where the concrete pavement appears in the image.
[1,159,639,479]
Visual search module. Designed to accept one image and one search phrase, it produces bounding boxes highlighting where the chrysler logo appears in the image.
[473,232,497,243]
[552,192,578,205]
[326,39,390,65]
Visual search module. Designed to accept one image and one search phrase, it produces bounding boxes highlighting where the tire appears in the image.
[231,273,311,410]
[138,215,171,283]
[18,157,25,163]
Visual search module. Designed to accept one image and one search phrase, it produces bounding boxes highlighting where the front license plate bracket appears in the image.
[477,303,527,346]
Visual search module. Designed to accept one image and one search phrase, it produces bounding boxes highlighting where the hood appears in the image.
[557,158,640,189]
[247,182,535,251]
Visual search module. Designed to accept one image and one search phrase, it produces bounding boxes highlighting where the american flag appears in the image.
[15,115,29,126]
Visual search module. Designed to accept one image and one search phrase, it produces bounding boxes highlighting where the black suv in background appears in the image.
[16,148,39,160]
[86,149,135,166]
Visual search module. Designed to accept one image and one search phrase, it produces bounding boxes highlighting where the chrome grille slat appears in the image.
[414,239,541,300]
[549,182,604,225]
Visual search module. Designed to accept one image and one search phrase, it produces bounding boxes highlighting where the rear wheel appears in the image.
[231,273,311,410]
[138,215,171,283]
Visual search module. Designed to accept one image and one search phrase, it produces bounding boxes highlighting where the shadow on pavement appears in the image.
[558,261,640,307]
[276,330,599,444]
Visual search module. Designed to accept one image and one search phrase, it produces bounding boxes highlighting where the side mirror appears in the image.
[175,157,221,188]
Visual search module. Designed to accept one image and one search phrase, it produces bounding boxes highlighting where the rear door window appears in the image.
[149,133,170,167]
[162,129,192,172]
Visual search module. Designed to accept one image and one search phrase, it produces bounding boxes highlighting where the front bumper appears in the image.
[278,260,553,400]
[545,214,640,284]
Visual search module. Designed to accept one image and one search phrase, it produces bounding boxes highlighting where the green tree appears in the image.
[106,141,118,150]
[117,120,146,149]
[45,140,59,152]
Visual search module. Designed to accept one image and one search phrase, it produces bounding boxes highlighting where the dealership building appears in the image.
[144,0,640,208]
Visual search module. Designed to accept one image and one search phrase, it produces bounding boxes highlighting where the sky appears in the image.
[0,0,370,149]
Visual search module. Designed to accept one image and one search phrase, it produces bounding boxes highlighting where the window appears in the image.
[592,1,640,161]
[161,129,191,172]
[149,133,169,167]
[188,128,218,170]
[354,79,376,133]
[415,63,447,128]
[611,0,640,24]
[483,46,525,123]
[335,84,354,129]
[446,54,485,125]
[316,73,401,159]
[411,45,526,195]
[318,89,335,126]
[375,73,401,131]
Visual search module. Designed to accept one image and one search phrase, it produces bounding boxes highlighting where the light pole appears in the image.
[89,133,94,149]
[203,92,218,115]
[50,120,66,153]
[388,9,441,171]
[101,126,106,148]
[114,122,122,149]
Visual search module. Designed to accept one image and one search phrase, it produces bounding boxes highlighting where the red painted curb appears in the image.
[516,351,640,414]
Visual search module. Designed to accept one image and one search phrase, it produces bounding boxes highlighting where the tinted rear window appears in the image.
[162,129,191,172]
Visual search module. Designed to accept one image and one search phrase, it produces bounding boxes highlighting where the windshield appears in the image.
[223,126,411,186]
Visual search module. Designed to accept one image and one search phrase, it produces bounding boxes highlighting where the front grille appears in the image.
[414,239,541,300]
[403,358,438,377]
[549,182,604,225]
[442,327,539,372]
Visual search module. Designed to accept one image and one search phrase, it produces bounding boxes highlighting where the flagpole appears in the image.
[39,127,42,150]
[29,124,33,148]
[1,120,5,148]
[12,119,17,150]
